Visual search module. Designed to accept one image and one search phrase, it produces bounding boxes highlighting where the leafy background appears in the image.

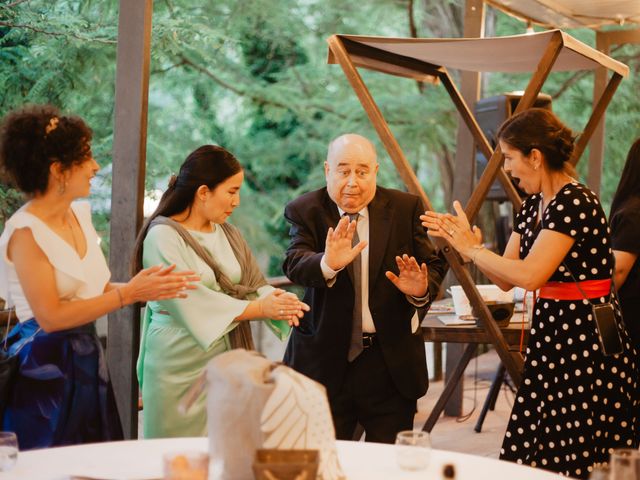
[1,0,639,276]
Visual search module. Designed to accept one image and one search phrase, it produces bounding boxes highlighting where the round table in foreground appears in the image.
[3,437,564,479]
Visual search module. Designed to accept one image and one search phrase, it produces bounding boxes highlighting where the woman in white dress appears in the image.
[132,145,308,438]
[0,105,196,450]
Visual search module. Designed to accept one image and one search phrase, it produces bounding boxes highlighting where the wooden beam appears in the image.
[575,71,623,169]
[107,0,153,439]
[439,70,521,212]
[445,0,484,418]
[602,28,640,46]
[326,35,433,210]
[336,37,442,82]
[586,32,609,194]
[465,31,563,222]
[587,28,639,193]
[328,30,524,390]
[451,0,484,210]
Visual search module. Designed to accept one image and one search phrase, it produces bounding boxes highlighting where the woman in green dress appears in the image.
[132,145,308,438]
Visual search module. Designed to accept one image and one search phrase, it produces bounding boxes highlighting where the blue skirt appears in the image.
[2,319,123,450]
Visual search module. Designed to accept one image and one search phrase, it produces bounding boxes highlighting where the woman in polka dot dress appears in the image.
[421,108,638,479]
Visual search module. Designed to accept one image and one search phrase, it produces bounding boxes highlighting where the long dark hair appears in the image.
[497,108,576,173]
[610,137,640,218]
[131,145,242,274]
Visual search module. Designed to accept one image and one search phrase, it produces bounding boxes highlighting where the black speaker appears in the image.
[475,92,552,200]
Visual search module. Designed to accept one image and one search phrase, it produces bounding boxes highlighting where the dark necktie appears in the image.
[347,213,363,362]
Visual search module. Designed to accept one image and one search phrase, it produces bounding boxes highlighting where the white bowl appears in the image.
[450,284,515,317]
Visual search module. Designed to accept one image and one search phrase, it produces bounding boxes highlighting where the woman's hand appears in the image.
[259,289,310,327]
[121,264,199,304]
[420,200,483,261]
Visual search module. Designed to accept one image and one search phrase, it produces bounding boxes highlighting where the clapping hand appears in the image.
[420,200,483,261]
[324,215,367,271]
[385,254,429,297]
[260,289,310,327]
[123,264,199,304]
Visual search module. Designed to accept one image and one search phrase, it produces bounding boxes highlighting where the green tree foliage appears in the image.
[0,1,638,273]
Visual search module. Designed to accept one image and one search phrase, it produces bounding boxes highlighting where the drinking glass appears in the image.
[395,430,430,471]
[0,431,18,471]
[610,449,640,480]
[588,464,610,480]
[163,451,209,480]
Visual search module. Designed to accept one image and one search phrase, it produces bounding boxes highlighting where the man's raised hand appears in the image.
[324,215,367,271]
[385,254,429,297]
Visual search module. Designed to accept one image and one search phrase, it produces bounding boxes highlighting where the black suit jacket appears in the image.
[282,186,446,400]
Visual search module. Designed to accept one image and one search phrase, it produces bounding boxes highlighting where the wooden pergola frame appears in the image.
[106,1,635,437]
[325,30,629,391]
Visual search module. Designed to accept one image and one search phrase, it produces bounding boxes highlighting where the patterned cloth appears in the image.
[2,319,122,450]
[207,349,344,480]
[500,182,639,478]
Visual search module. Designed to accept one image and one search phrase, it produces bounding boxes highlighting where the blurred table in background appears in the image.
[420,299,529,432]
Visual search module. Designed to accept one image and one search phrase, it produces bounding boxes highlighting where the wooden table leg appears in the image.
[422,343,477,433]
[444,343,465,416]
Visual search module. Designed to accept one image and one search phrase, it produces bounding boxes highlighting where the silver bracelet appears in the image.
[116,288,124,309]
[470,244,486,263]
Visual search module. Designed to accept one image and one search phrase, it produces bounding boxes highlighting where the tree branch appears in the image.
[3,0,30,8]
[549,70,590,99]
[178,54,350,120]
[151,60,187,75]
[0,21,116,44]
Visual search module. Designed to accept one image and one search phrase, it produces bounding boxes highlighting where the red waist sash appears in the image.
[538,279,612,300]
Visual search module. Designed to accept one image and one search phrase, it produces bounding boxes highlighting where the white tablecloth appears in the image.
[1,437,563,479]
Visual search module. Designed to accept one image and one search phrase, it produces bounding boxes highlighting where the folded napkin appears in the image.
[207,349,344,480]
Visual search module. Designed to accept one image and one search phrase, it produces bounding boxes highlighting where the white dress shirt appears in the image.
[320,206,429,334]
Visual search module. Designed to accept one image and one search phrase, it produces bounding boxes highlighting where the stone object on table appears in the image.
[206,349,344,480]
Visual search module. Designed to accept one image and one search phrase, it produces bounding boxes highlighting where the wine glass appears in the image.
[610,449,640,480]
[0,431,18,471]
[395,430,431,471]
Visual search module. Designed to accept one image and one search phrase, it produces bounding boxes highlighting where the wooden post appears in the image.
[587,32,609,194]
[452,0,485,209]
[107,0,153,439]
[445,0,485,417]
[572,72,623,167]
[587,28,640,192]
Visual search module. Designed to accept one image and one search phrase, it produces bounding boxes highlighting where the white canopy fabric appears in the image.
[327,29,629,77]
[486,0,640,29]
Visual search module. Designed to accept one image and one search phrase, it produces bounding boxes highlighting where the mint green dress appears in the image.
[137,223,274,438]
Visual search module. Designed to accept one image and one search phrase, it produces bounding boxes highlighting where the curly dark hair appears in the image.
[0,104,93,195]
[497,108,576,171]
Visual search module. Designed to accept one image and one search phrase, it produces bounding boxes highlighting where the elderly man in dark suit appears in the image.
[282,133,446,443]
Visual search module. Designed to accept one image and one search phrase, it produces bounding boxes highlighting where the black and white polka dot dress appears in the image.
[499,182,639,479]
